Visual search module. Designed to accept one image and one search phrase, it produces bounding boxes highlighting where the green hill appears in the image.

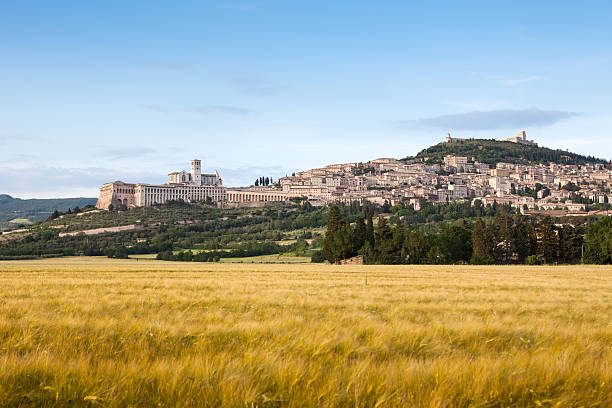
[0,194,97,231]
[402,139,609,166]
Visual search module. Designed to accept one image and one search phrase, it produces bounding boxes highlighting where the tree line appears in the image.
[254,176,274,187]
[322,205,611,265]
[406,139,609,166]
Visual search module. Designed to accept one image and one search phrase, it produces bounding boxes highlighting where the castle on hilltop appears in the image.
[445,131,537,146]
[505,131,537,145]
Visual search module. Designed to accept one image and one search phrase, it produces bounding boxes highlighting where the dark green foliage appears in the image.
[470,219,494,264]
[525,255,543,265]
[391,199,512,225]
[322,206,354,263]
[495,212,516,264]
[538,217,559,264]
[364,216,395,264]
[402,139,607,166]
[47,210,61,221]
[310,250,326,263]
[402,230,429,264]
[3,198,610,265]
[513,218,538,264]
[558,225,584,264]
[438,224,472,263]
[562,182,580,191]
[584,217,612,264]
[353,216,366,252]
[320,204,596,265]
[365,211,375,246]
[105,245,129,259]
[0,203,333,259]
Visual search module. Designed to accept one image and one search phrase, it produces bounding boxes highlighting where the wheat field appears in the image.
[0,258,610,407]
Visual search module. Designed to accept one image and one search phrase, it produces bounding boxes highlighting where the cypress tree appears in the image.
[323,205,346,263]
[373,216,393,263]
[559,225,583,264]
[471,219,494,264]
[512,217,533,264]
[495,211,515,263]
[353,216,366,252]
[538,216,558,263]
[365,210,375,246]
[584,217,612,264]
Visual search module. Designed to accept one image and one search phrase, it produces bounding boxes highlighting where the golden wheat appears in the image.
[0,258,610,407]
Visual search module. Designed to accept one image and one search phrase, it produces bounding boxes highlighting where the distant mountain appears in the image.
[401,139,609,166]
[0,195,97,231]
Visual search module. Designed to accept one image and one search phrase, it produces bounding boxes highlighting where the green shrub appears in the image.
[525,255,542,265]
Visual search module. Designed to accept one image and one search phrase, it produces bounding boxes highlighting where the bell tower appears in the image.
[190,159,201,185]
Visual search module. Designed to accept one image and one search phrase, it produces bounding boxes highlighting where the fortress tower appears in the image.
[191,159,201,185]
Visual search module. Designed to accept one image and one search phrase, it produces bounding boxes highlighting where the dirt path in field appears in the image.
[59,224,139,237]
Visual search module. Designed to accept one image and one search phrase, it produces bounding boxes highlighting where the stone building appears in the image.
[96,159,291,210]
[505,130,537,146]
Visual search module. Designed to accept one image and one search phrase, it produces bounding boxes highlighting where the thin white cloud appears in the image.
[143,104,254,115]
[184,105,254,115]
[399,108,580,131]
[99,147,157,160]
[0,166,163,198]
[488,75,544,86]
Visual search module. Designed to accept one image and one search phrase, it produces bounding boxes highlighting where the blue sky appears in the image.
[1,1,611,197]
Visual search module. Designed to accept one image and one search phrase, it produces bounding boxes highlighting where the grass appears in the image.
[7,218,33,224]
[130,253,313,263]
[219,254,312,263]
[0,257,610,407]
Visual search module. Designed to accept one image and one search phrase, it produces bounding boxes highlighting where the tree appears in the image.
[402,229,428,264]
[322,205,352,263]
[538,216,558,263]
[365,210,375,246]
[558,225,583,264]
[494,211,515,264]
[584,217,612,264]
[525,254,542,265]
[513,217,537,264]
[353,216,366,252]
[439,224,472,263]
[471,219,494,264]
[47,209,61,221]
[371,216,393,264]
[106,245,128,259]
[311,250,326,263]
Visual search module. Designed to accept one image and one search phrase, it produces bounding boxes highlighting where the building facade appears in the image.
[96,159,227,209]
[505,130,537,145]
[96,159,291,209]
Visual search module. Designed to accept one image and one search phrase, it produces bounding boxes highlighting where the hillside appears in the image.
[402,139,609,166]
[0,194,97,231]
[0,201,329,260]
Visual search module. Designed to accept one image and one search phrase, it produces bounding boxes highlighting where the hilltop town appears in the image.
[95,132,611,217]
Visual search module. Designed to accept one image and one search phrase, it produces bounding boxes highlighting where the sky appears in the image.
[1,1,611,198]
